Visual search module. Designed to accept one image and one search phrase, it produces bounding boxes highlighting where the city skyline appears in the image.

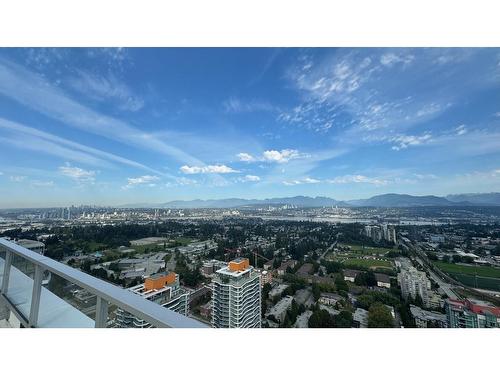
[1,48,500,208]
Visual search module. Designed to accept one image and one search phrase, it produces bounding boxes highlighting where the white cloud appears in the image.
[263,149,304,163]
[126,175,160,186]
[327,175,389,186]
[283,177,320,185]
[390,133,433,151]
[240,175,261,182]
[0,118,166,176]
[58,163,96,183]
[416,102,447,118]
[0,59,203,169]
[180,164,239,174]
[9,175,27,182]
[223,97,276,113]
[237,152,256,162]
[380,53,415,67]
[237,149,307,164]
[69,70,144,112]
[31,180,54,187]
[455,124,467,135]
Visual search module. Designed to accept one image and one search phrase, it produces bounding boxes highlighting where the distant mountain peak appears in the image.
[117,192,500,209]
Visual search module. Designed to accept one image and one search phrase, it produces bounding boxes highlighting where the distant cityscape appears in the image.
[2,199,500,328]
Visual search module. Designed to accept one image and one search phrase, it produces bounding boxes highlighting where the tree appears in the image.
[334,310,353,328]
[367,303,394,328]
[312,283,321,301]
[308,309,335,328]
[335,275,349,292]
[357,294,375,310]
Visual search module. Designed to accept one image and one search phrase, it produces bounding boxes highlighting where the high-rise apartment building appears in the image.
[115,271,190,328]
[398,266,430,307]
[212,257,261,328]
[445,299,500,328]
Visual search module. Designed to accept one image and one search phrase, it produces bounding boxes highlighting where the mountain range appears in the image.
[118,192,500,209]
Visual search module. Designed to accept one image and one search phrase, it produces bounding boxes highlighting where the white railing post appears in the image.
[1,250,12,294]
[29,264,44,327]
[95,296,109,328]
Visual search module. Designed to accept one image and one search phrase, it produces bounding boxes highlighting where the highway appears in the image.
[400,237,460,299]
[414,256,458,299]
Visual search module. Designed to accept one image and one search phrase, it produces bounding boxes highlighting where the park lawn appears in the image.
[343,257,393,269]
[339,243,394,255]
[433,261,500,279]
[173,237,196,246]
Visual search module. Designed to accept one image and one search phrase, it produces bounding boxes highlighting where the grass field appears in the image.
[433,261,500,279]
[343,258,393,269]
[452,274,500,292]
[338,243,394,255]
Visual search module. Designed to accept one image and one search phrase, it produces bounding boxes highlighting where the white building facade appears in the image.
[212,258,261,328]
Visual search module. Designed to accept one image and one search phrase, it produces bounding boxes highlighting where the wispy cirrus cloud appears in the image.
[283,177,320,186]
[0,58,203,170]
[0,118,166,176]
[455,124,468,135]
[30,180,54,187]
[380,52,415,67]
[326,174,389,186]
[180,164,239,174]
[389,133,433,151]
[9,175,27,182]
[69,70,144,112]
[238,175,261,182]
[223,97,277,113]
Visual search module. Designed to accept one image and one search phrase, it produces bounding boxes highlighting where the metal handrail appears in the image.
[0,238,207,328]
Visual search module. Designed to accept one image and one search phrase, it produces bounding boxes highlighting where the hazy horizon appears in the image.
[1,48,500,208]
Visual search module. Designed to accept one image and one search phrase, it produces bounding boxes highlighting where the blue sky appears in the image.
[0,48,499,208]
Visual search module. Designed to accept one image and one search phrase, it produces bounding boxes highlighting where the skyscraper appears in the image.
[212,258,261,328]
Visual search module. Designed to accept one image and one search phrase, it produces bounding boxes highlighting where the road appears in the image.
[414,256,459,299]
[319,232,340,261]
[400,237,459,299]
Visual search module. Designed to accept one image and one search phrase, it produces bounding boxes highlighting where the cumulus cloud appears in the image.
[237,149,306,164]
[237,152,256,162]
[180,164,239,174]
[58,163,96,183]
[263,149,299,163]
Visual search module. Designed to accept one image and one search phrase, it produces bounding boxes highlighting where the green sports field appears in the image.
[433,261,500,278]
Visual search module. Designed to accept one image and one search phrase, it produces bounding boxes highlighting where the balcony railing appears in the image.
[0,238,207,328]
